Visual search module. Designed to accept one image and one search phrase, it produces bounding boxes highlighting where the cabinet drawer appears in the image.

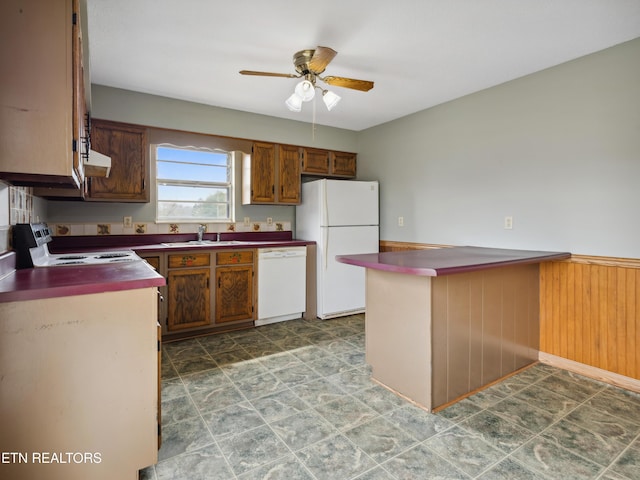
[142,255,161,270]
[216,250,254,265]
[168,252,210,268]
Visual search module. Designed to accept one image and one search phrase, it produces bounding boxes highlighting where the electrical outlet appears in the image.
[123,216,133,228]
[398,216,404,227]
[504,216,513,229]
[266,217,273,226]
[243,217,251,226]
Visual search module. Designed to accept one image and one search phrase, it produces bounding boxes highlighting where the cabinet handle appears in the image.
[218,277,221,288]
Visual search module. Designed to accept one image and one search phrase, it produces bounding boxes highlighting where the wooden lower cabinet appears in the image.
[215,250,255,324]
[160,249,256,337]
[167,268,211,331]
[166,252,212,332]
[216,265,254,323]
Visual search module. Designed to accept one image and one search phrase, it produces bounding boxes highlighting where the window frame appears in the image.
[154,143,235,223]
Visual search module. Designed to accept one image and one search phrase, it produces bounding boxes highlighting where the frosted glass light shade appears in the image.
[322,90,341,111]
[285,93,303,112]
[294,80,315,102]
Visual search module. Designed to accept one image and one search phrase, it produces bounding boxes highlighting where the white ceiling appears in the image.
[86,0,640,131]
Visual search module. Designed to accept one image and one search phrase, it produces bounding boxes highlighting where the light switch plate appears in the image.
[504,216,513,229]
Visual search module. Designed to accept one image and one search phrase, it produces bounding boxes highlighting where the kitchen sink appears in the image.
[161,240,247,247]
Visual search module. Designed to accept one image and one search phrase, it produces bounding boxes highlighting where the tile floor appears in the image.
[140,315,640,480]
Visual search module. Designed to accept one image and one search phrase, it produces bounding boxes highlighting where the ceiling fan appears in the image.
[239,46,374,112]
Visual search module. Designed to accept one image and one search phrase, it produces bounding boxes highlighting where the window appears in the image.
[156,145,233,222]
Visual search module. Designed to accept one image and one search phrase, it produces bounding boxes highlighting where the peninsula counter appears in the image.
[336,246,570,411]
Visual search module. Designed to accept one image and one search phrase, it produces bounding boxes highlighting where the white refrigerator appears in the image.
[296,179,379,319]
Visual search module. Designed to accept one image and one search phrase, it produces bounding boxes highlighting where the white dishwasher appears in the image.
[256,246,307,326]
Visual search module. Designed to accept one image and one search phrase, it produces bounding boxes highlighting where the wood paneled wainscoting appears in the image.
[379,241,640,392]
[539,255,640,389]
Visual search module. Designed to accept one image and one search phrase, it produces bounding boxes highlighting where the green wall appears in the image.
[357,37,640,258]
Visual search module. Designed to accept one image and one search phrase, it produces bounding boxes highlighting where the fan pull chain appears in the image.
[312,95,317,141]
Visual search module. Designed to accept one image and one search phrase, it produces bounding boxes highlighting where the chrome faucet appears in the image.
[216,232,221,242]
[197,224,206,242]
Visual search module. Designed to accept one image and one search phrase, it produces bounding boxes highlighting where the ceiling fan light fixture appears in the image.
[294,80,315,102]
[285,93,303,112]
[322,90,341,111]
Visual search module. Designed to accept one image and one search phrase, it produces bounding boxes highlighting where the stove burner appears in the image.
[57,255,89,261]
[96,253,130,259]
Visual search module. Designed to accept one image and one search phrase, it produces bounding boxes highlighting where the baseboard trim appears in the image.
[539,352,640,393]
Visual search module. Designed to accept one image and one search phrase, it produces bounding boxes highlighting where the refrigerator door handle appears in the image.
[322,179,329,227]
[323,228,329,270]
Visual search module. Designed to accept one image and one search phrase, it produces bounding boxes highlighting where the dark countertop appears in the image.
[133,239,312,254]
[336,246,571,276]
[0,255,165,303]
[48,231,309,254]
[0,231,314,303]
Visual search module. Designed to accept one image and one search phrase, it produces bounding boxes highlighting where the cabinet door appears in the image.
[278,145,301,204]
[215,265,254,323]
[167,268,211,331]
[330,151,357,178]
[0,0,83,188]
[87,119,149,202]
[301,148,330,175]
[250,142,276,203]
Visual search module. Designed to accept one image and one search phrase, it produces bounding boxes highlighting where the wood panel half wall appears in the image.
[380,240,640,388]
[540,255,640,381]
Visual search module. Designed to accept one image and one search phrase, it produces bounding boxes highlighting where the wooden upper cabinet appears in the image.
[0,0,87,188]
[242,142,301,205]
[301,148,330,175]
[86,119,149,202]
[330,151,357,177]
[278,144,301,204]
[246,142,276,203]
[301,148,357,178]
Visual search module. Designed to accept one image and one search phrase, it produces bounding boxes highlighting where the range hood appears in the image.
[84,149,111,177]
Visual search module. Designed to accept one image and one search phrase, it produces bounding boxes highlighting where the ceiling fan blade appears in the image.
[239,70,298,78]
[308,46,337,73]
[322,76,374,92]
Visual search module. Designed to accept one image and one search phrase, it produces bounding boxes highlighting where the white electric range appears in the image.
[12,223,141,269]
